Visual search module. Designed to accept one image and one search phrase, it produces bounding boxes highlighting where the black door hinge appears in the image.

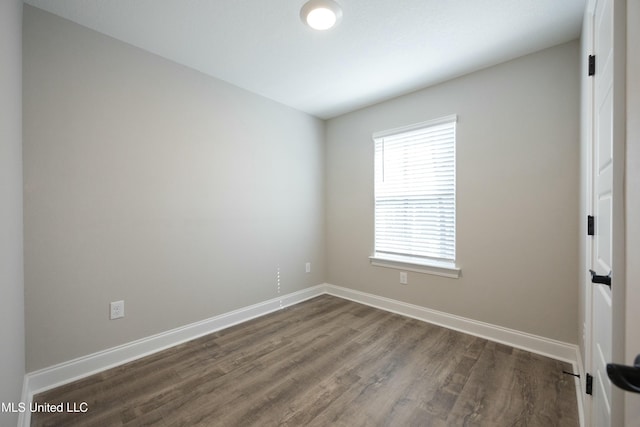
[588,215,595,236]
[586,373,593,395]
[588,55,596,76]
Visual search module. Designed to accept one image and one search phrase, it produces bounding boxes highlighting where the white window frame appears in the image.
[369,115,461,279]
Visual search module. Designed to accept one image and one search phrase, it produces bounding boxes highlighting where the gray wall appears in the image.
[326,41,580,343]
[0,0,25,425]
[23,6,325,371]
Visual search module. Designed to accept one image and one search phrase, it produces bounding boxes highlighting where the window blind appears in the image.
[374,116,456,264]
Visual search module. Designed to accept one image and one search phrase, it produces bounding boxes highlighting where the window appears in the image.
[370,115,460,278]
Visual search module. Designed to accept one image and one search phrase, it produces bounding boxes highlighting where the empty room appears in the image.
[2,0,639,426]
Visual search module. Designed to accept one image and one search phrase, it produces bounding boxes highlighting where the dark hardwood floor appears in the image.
[32,295,579,426]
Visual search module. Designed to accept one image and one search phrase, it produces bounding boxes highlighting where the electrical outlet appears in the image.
[400,272,408,285]
[305,262,311,273]
[110,300,124,320]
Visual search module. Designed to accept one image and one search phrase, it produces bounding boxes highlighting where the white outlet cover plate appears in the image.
[400,272,408,284]
[110,300,125,319]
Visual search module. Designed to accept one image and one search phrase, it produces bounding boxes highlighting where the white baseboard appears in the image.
[324,283,579,364]
[19,282,581,427]
[18,285,325,427]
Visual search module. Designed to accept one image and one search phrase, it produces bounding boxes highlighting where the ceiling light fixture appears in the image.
[300,0,343,31]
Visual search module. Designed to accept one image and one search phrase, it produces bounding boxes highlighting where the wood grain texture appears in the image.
[31,295,579,426]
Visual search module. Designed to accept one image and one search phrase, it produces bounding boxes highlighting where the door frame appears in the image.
[609,0,627,424]
[624,0,640,422]
[581,3,595,426]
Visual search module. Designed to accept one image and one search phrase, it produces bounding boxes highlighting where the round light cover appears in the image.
[300,0,343,30]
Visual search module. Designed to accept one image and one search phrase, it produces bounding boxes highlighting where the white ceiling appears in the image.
[24,0,585,119]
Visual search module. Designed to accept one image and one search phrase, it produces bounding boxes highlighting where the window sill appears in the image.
[369,254,461,279]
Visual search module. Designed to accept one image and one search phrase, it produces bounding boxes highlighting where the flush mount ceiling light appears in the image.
[300,0,343,31]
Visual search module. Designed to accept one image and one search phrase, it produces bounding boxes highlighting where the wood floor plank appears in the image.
[31,295,579,427]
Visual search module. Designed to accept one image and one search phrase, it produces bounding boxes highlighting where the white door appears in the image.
[590,0,614,425]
